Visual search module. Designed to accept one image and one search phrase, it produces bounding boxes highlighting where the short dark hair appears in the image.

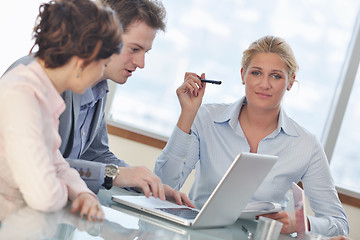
[100,0,166,33]
[31,0,122,68]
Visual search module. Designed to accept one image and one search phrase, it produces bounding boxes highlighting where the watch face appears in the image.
[110,168,118,175]
[105,165,119,178]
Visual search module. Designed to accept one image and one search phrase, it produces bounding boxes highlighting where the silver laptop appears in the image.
[112,152,277,228]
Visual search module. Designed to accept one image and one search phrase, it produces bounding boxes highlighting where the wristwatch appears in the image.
[102,164,119,190]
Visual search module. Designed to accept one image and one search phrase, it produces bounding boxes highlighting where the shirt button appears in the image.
[82,131,86,136]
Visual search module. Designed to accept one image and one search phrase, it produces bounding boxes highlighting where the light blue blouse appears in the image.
[154,97,348,236]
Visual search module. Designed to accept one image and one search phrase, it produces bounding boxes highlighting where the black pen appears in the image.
[200,79,222,85]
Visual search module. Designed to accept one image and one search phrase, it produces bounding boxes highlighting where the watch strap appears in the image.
[102,176,113,190]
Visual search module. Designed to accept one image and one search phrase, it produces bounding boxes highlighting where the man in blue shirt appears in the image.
[4,0,192,205]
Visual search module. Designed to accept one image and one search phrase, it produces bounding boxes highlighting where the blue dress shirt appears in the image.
[69,80,108,159]
[155,96,348,236]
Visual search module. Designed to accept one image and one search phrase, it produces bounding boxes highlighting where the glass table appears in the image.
[0,187,295,239]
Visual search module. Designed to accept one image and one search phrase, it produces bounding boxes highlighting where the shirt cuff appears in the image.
[67,168,97,200]
[67,159,105,194]
[307,215,339,236]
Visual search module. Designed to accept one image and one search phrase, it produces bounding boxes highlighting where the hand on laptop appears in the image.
[163,184,195,208]
[113,166,194,208]
[115,166,165,200]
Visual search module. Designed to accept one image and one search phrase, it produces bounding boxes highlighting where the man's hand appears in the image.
[163,184,195,208]
[113,166,165,200]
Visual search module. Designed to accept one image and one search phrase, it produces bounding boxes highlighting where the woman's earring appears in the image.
[76,68,82,78]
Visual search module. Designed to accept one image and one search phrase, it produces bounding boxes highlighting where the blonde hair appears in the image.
[241,35,299,82]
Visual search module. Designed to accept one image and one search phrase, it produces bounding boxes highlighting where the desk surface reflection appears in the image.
[0,188,295,240]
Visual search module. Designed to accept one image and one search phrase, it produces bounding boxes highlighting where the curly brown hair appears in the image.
[31,0,122,68]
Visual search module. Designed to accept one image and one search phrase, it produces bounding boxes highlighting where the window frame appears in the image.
[321,11,360,199]
[322,12,360,162]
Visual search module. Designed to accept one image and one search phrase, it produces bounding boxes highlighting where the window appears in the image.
[107,0,360,194]
[108,0,360,139]
[2,0,360,195]
[331,62,360,194]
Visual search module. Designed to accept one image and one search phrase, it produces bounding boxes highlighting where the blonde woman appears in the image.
[155,35,349,237]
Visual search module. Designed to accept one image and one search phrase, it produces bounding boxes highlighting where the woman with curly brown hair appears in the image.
[0,0,122,221]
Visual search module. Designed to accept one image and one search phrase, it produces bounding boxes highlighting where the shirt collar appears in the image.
[277,108,299,137]
[213,96,246,124]
[80,80,108,108]
[213,96,299,137]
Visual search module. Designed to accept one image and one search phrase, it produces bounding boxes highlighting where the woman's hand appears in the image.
[177,72,206,114]
[330,236,351,240]
[176,72,206,134]
[70,192,104,222]
[260,211,297,234]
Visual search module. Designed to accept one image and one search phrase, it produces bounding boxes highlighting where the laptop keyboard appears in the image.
[156,208,199,220]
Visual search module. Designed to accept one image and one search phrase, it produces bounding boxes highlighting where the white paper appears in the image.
[238,201,282,220]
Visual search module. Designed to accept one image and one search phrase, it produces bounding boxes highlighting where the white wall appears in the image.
[0,1,44,75]
[108,133,360,239]
[107,133,195,195]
